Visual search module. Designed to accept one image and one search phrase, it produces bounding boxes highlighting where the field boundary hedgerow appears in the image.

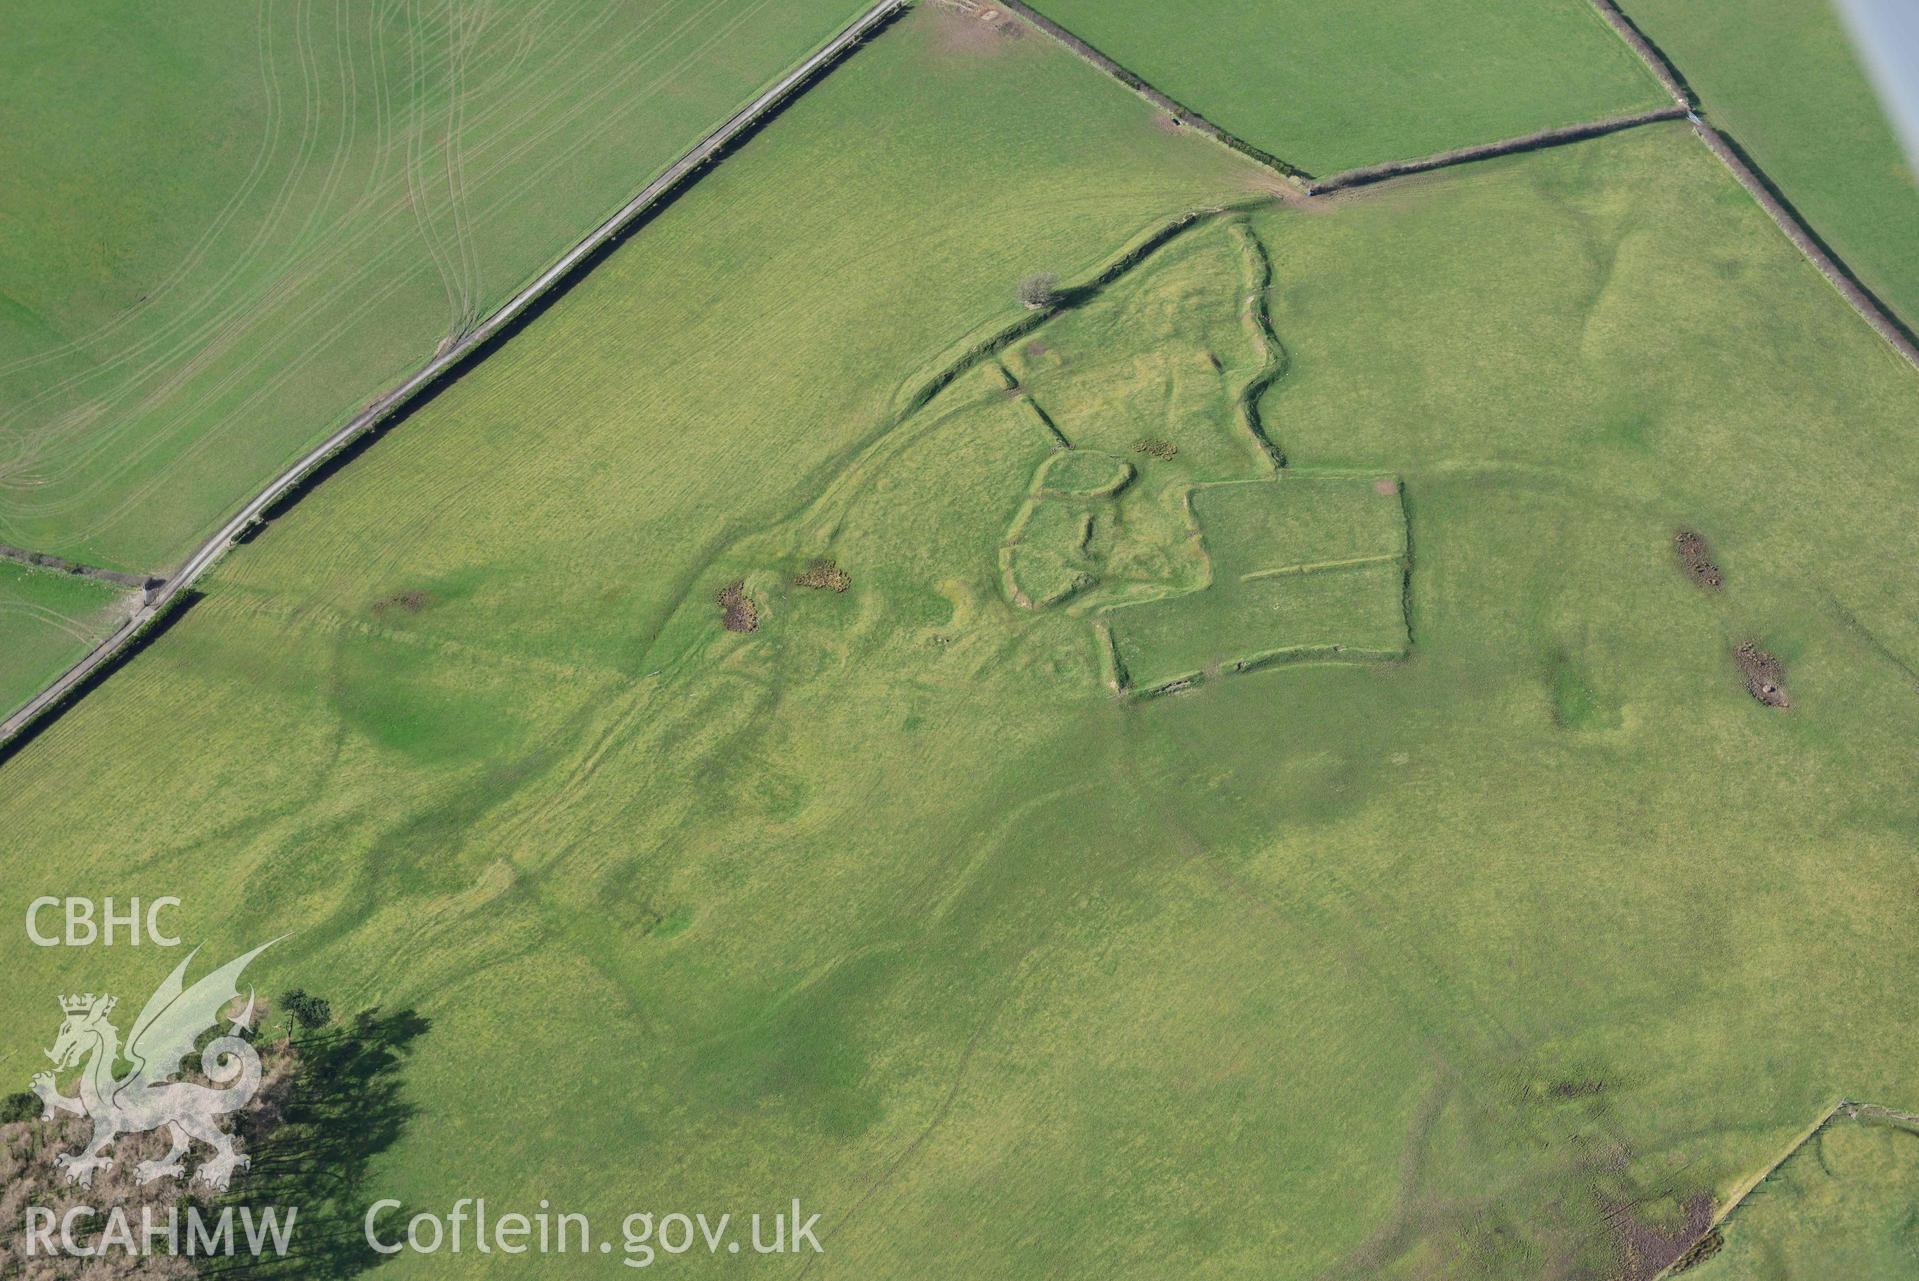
[1582,0,1919,370]
[1304,107,1688,193]
[1647,1098,1919,1280]
[1001,0,1919,370]
[0,0,908,752]
[0,543,160,593]
[989,0,1311,183]
[996,0,1691,194]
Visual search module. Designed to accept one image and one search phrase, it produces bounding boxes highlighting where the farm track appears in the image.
[0,0,906,752]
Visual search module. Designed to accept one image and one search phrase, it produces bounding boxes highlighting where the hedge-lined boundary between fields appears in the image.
[1001,0,1919,368]
[1587,0,1919,369]
[1305,107,1688,194]
[1647,1098,1919,1281]
[1584,0,1694,107]
[992,0,1312,184]
[884,200,1273,427]
[0,590,205,775]
[998,0,1693,202]
[0,0,909,755]
[1686,122,1919,367]
[0,543,160,592]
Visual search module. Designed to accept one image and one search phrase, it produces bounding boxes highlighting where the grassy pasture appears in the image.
[1619,0,1919,331]
[0,562,127,718]
[967,219,1412,688]
[1022,0,1668,174]
[1689,1115,1919,1279]
[0,0,875,575]
[1106,478,1409,692]
[5,23,1919,1281]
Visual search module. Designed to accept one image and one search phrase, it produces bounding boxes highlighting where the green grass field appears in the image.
[5,8,1919,1279]
[1620,0,1919,331]
[0,0,874,575]
[1691,1114,1919,1278]
[1106,478,1410,691]
[1023,0,1668,174]
[0,562,127,718]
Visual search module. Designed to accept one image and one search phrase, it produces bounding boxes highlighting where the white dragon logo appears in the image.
[30,940,277,1191]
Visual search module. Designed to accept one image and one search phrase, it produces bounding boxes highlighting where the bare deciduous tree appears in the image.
[1017,272,1060,310]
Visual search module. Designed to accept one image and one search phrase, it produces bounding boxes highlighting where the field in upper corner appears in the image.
[4,6,1919,1279]
[1022,0,1669,174]
[0,0,874,576]
[0,562,129,718]
[1619,0,1919,332]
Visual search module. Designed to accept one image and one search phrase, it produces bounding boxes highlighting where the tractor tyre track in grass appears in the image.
[0,0,907,752]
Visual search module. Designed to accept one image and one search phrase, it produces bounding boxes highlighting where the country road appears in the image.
[0,0,904,752]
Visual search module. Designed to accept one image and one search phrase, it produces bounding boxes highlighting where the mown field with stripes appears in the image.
[0,563,129,717]
[0,0,873,575]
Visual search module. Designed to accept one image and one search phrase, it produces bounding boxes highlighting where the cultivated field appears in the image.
[1021,0,1668,174]
[1619,0,1919,330]
[0,0,873,575]
[0,563,128,720]
[4,6,1917,1279]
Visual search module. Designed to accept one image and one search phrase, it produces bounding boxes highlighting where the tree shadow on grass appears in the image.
[207,1008,429,1278]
